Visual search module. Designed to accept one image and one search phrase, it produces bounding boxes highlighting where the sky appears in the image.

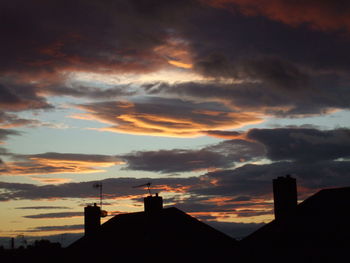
[1,0,350,246]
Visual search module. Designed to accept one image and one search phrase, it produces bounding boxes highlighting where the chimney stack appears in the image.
[144,193,163,214]
[84,203,101,236]
[273,175,297,220]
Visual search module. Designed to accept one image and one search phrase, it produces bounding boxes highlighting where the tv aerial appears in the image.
[93,181,108,217]
[133,182,152,196]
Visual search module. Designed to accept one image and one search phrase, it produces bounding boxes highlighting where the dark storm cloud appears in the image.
[3,0,348,77]
[175,2,350,117]
[247,128,350,162]
[1,0,349,122]
[120,139,264,173]
[184,3,350,73]
[0,0,197,76]
[204,0,350,32]
[23,212,83,219]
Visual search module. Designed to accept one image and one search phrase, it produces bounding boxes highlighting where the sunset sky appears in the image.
[1,0,350,246]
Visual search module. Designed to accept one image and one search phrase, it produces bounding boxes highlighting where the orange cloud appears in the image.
[76,99,262,137]
[30,177,72,184]
[1,153,123,176]
[154,37,194,69]
[203,130,247,139]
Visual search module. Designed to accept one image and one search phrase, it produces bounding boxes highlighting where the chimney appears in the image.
[84,203,101,236]
[273,175,297,220]
[144,193,163,214]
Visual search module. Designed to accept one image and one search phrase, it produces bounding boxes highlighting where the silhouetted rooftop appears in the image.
[68,207,237,262]
[240,186,350,263]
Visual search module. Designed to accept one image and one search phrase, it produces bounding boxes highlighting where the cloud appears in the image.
[1,159,349,221]
[203,0,350,32]
[247,128,350,162]
[0,177,201,201]
[42,83,137,99]
[23,212,83,219]
[122,149,235,173]
[120,138,264,173]
[75,97,261,137]
[29,177,72,184]
[27,152,120,164]
[0,137,263,176]
[203,130,244,139]
[0,0,198,77]
[27,224,84,232]
[0,0,349,125]
[16,206,71,210]
[0,129,20,143]
[145,75,350,117]
[195,160,350,199]
[0,112,44,129]
[1,152,122,176]
[0,78,52,111]
[194,55,308,91]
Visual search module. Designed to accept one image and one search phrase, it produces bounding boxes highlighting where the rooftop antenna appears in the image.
[93,182,103,209]
[133,182,152,196]
[92,182,108,217]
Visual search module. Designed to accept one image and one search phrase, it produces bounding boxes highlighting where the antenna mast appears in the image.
[133,182,152,196]
[93,182,103,209]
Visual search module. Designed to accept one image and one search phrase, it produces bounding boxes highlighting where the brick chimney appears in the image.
[144,193,163,214]
[84,203,101,236]
[273,175,297,220]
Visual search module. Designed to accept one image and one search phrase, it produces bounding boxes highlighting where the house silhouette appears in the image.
[3,176,350,263]
[239,178,350,263]
[67,193,238,262]
[64,177,350,262]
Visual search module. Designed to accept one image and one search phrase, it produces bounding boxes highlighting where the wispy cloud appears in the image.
[23,212,83,219]
[75,97,261,137]
[1,152,123,176]
[16,206,71,210]
[27,224,84,232]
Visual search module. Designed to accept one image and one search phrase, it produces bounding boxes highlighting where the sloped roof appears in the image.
[68,207,237,262]
[239,187,350,263]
